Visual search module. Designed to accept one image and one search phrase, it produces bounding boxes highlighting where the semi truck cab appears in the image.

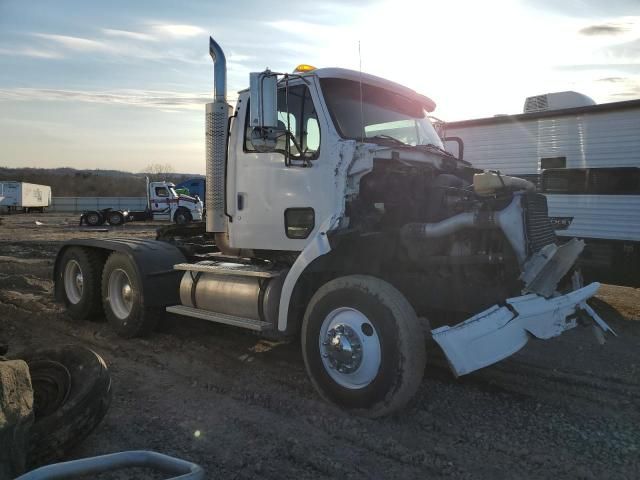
[147,181,203,223]
[52,36,614,417]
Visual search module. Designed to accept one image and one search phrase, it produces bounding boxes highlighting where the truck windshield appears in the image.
[320,78,443,148]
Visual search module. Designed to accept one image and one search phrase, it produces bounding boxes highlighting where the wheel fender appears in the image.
[277,220,333,332]
[54,239,187,308]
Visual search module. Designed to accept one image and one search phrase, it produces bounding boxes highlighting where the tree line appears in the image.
[0,164,203,197]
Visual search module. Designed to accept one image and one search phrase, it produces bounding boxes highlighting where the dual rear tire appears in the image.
[58,247,157,337]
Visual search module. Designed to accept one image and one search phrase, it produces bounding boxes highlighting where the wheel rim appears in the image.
[63,260,83,304]
[319,307,381,389]
[108,268,134,320]
[109,214,121,225]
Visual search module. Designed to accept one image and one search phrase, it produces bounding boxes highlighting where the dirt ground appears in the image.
[1,213,639,479]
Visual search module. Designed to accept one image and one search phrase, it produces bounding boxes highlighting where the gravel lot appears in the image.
[1,213,639,479]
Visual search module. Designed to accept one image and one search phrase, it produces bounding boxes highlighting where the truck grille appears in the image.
[523,193,557,254]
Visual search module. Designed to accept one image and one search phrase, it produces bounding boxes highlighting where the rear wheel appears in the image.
[301,275,426,417]
[106,210,124,226]
[84,211,103,226]
[101,252,158,337]
[57,247,103,321]
[174,207,192,225]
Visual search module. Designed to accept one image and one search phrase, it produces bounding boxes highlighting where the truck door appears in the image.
[228,78,336,251]
[150,184,172,220]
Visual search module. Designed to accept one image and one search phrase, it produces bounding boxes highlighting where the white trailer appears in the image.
[0,181,52,213]
[442,93,640,286]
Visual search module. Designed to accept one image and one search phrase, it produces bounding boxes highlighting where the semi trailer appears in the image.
[442,92,640,286]
[52,36,614,417]
[79,179,204,226]
[0,181,51,213]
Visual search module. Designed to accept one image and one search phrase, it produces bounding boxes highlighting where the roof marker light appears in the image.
[293,64,317,73]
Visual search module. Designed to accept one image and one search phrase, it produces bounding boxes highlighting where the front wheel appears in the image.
[301,275,426,417]
[174,207,192,225]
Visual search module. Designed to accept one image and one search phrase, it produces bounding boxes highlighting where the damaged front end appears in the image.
[422,179,615,376]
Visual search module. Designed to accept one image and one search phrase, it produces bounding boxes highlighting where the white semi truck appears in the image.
[52,37,613,417]
[0,181,51,213]
[442,92,640,286]
[79,179,204,226]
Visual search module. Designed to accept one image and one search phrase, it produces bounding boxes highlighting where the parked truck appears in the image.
[442,92,640,286]
[0,181,51,214]
[52,37,614,417]
[80,179,204,226]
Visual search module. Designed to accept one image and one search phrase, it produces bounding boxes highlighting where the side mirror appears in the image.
[249,70,282,152]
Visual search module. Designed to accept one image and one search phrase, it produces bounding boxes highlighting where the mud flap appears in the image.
[431,282,612,377]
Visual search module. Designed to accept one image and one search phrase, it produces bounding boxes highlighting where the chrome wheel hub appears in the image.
[108,269,134,320]
[319,307,381,389]
[323,325,362,373]
[63,260,83,305]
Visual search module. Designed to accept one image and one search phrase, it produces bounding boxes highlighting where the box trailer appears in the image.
[0,181,52,213]
[441,92,640,286]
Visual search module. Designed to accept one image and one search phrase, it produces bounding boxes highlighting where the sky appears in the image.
[1,0,639,174]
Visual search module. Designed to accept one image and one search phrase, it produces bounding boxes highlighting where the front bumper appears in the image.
[431,282,614,377]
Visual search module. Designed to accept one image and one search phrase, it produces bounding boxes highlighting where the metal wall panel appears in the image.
[445,107,640,175]
[49,197,147,212]
[547,194,640,241]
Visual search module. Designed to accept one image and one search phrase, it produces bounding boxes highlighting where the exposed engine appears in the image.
[344,160,557,314]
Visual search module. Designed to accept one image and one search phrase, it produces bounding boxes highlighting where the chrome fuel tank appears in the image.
[179,271,285,324]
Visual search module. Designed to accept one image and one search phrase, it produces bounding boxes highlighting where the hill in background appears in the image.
[0,166,203,197]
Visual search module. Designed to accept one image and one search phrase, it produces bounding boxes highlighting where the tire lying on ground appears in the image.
[102,251,160,337]
[17,345,112,468]
[301,275,426,418]
[56,247,104,321]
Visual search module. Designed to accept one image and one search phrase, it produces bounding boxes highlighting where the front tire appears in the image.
[301,275,426,417]
[174,207,192,225]
[57,247,103,321]
[101,252,158,337]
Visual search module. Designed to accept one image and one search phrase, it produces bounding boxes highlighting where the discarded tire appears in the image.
[18,345,112,468]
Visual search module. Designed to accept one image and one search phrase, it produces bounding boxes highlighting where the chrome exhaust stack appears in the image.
[206,36,231,233]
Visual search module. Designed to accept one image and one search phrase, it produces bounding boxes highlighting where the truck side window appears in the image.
[244,84,321,159]
[155,187,169,197]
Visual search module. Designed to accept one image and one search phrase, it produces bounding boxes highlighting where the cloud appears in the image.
[579,23,631,36]
[0,88,213,111]
[102,28,157,42]
[33,33,112,52]
[150,24,205,38]
[0,47,63,59]
[597,76,626,82]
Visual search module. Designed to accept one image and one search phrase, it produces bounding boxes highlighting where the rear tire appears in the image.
[101,252,158,337]
[19,345,112,468]
[57,247,103,321]
[84,211,103,226]
[301,275,426,417]
[106,210,124,226]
